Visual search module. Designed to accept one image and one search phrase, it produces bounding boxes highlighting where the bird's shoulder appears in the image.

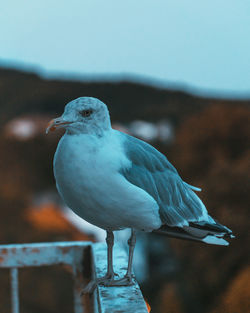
[116,130,178,174]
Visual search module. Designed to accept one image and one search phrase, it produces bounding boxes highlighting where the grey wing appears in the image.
[120,132,210,227]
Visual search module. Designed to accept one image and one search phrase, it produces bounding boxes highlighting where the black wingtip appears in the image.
[189,220,234,237]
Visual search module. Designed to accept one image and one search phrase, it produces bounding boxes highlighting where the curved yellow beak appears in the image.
[46,117,72,134]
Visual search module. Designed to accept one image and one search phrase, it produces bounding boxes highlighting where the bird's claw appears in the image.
[81,273,117,295]
[81,280,98,295]
[109,274,135,286]
[81,274,135,294]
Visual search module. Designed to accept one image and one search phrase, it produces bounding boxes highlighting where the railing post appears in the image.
[73,262,85,313]
[10,268,19,313]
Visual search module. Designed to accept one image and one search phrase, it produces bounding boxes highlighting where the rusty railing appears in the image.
[0,241,148,313]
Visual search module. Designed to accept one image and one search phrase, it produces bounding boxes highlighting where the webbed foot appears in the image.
[107,274,135,286]
[81,272,118,294]
[81,273,135,294]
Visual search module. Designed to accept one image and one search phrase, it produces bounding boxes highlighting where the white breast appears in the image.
[53,130,161,231]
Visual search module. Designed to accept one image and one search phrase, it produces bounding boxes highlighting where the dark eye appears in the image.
[80,109,93,117]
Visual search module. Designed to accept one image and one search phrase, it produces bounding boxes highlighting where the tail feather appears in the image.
[202,235,229,246]
[183,182,202,192]
[154,222,234,246]
[189,219,232,237]
[188,220,234,238]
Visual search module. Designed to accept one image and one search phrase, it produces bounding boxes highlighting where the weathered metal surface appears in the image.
[0,241,91,313]
[10,268,19,313]
[72,245,91,313]
[0,241,91,268]
[73,262,85,313]
[92,243,148,313]
[0,241,148,313]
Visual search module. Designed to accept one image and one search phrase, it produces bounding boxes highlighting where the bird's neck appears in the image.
[66,124,111,137]
[61,130,113,156]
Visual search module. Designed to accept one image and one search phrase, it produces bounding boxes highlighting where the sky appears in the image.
[1,0,250,97]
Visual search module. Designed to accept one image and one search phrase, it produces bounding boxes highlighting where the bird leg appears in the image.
[104,230,116,279]
[124,228,136,282]
[81,230,117,294]
[106,228,136,286]
[82,229,137,293]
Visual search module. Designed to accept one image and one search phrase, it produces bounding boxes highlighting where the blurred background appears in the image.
[0,1,249,312]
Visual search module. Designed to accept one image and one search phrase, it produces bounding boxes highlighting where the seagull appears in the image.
[46,97,234,293]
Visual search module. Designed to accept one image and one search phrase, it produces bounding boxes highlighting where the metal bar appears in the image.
[92,243,148,313]
[73,263,85,313]
[10,268,19,313]
[0,241,91,268]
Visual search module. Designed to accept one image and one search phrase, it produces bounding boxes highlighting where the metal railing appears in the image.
[0,241,148,313]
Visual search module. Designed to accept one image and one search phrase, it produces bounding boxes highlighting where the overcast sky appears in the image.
[1,0,250,97]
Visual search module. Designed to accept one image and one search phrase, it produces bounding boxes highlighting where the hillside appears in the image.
[1,67,249,126]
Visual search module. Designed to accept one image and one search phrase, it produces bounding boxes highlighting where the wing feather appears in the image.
[119,132,209,227]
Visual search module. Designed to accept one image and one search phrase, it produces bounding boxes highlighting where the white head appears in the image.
[46,97,111,136]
